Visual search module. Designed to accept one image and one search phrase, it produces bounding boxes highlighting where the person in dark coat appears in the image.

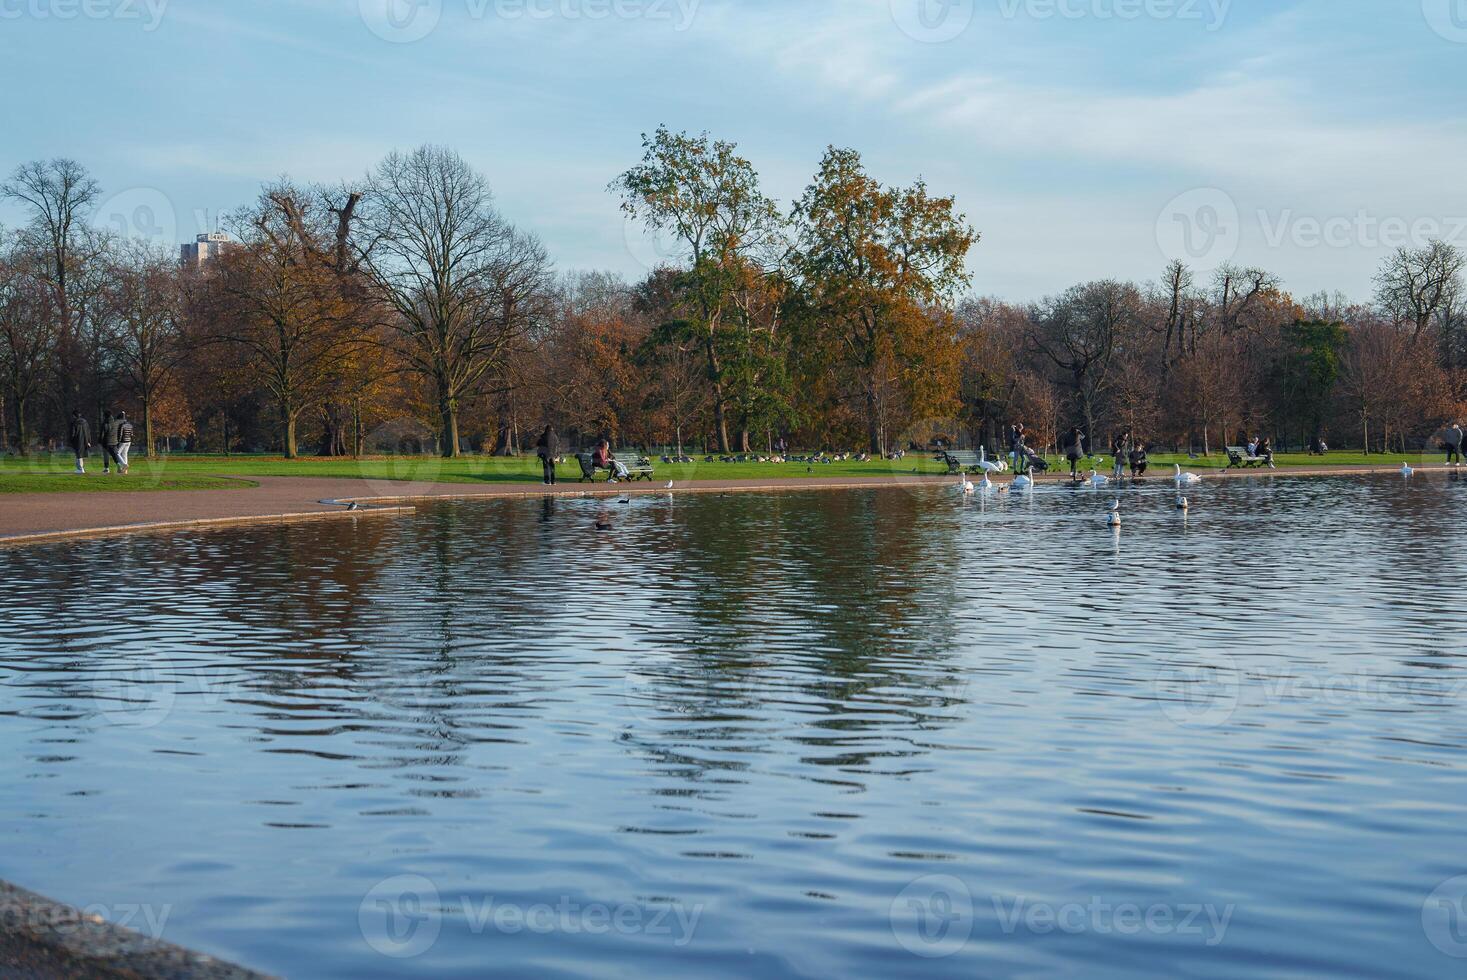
[1065,427,1086,480]
[115,411,134,473]
[534,425,560,485]
[1445,424,1464,466]
[68,409,91,474]
[99,411,121,474]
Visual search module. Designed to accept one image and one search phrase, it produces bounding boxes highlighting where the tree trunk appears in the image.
[282,405,298,459]
[12,393,28,456]
[440,393,460,459]
[143,393,154,460]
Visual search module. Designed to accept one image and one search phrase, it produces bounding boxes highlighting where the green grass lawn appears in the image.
[0,448,1438,494]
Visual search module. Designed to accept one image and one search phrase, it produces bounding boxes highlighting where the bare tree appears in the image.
[1028,280,1142,440]
[1374,240,1464,342]
[0,236,59,453]
[1213,264,1282,334]
[102,240,187,456]
[357,146,553,457]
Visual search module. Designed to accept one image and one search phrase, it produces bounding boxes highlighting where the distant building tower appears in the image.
[180,231,238,267]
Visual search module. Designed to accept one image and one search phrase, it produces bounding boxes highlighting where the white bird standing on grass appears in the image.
[1175,464,1202,487]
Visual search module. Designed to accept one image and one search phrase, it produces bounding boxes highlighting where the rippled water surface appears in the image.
[3,475,1466,978]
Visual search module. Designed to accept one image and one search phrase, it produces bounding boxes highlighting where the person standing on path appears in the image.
[1445,423,1464,466]
[115,411,134,474]
[99,411,121,474]
[535,425,559,485]
[1111,429,1130,481]
[68,409,91,474]
[1065,427,1086,481]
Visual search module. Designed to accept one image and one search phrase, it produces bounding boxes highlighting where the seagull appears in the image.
[345,502,361,511]
[1107,500,1122,528]
[1174,464,1202,487]
[665,481,675,490]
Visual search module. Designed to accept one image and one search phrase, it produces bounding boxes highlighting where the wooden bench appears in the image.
[936,450,981,474]
[1225,446,1272,469]
[576,452,655,483]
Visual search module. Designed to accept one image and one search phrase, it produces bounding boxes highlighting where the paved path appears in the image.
[0,464,1441,545]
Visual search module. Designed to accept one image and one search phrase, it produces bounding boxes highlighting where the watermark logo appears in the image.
[360,875,443,958]
[1424,876,1467,958]
[993,896,1234,945]
[890,875,974,958]
[1153,654,1242,729]
[623,211,686,273]
[91,661,178,730]
[359,0,442,43]
[1258,209,1467,251]
[1156,188,1240,268]
[0,902,173,940]
[359,875,703,958]
[994,0,1231,30]
[890,0,975,43]
[0,0,168,30]
[94,187,177,248]
[1423,0,1467,42]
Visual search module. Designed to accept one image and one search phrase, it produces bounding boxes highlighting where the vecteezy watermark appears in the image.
[1156,187,1242,268]
[1422,0,1467,43]
[0,0,168,29]
[993,896,1235,946]
[1423,876,1467,958]
[890,875,974,958]
[0,902,173,941]
[359,875,704,959]
[889,0,975,43]
[997,0,1230,29]
[359,0,700,43]
[1153,654,1243,730]
[1257,210,1467,251]
[93,187,178,248]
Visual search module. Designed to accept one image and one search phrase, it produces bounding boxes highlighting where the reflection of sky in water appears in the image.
[1,475,1465,979]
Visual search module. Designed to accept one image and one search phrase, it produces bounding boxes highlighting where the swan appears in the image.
[1401,463,1414,478]
[1174,464,1202,486]
[959,475,975,496]
[978,446,1008,474]
[1012,473,1033,491]
[1107,500,1122,528]
[978,473,995,493]
[1176,495,1190,511]
[1088,469,1110,488]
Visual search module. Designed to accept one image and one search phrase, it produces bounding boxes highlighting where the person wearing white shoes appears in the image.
[1445,423,1463,466]
[68,409,91,474]
[115,411,134,474]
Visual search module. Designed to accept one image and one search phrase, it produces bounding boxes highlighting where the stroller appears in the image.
[1015,446,1051,473]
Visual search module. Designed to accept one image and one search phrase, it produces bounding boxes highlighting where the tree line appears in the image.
[2,134,1463,461]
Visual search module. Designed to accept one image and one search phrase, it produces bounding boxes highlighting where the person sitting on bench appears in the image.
[593,439,629,483]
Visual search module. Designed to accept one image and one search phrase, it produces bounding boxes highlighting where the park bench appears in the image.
[936,450,982,474]
[1225,446,1271,469]
[576,452,655,483]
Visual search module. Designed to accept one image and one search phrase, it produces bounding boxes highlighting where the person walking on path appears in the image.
[535,425,560,485]
[1446,423,1464,466]
[99,411,121,474]
[115,411,134,474]
[68,409,91,474]
[1009,423,1028,474]
[1065,427,1086,481]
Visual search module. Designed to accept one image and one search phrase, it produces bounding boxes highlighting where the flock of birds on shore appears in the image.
[955,448,1421,527]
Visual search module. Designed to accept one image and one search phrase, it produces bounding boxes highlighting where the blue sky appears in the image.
[2,0,1464,300]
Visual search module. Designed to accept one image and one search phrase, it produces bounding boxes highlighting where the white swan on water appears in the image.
[1012,473,1033,491]
[959,475,975,495]
[1175,464,1202,486]
[1088,469,1110,488]
[1401,462,1414,478]
[978,473,995,493]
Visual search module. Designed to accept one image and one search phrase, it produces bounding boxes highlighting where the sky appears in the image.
[1,0,1464,301]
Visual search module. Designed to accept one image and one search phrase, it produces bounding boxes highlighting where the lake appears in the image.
[2,475,1465,978]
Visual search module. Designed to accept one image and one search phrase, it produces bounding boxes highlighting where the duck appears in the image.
[1174,464,1202,487]
[1107,500,1122,528]
[1401,462,1415,478]
[1088,469,1110,488]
